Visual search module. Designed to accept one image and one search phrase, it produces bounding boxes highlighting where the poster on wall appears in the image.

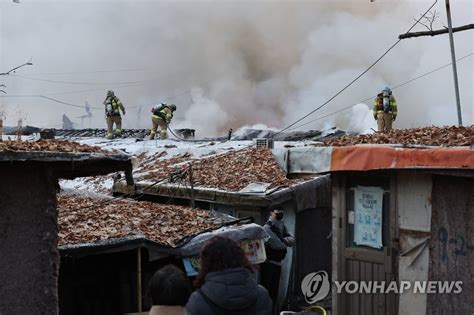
[354,186,384,249]
[182,239,267,277]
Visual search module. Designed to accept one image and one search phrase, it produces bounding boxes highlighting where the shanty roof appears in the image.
[58,194,219,247]
[58,194,218,251]
[57,193,264,258]
[316,126,473,147]
[57,137,327,208]
[0,139,132,178]
[113,146,328,208]
[135,147,297,191]
[274,126,474,174]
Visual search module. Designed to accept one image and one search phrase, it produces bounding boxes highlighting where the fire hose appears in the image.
[303,305,327,315]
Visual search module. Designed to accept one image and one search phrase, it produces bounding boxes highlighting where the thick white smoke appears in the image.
[0,0,472,137]
[346,103,377,134]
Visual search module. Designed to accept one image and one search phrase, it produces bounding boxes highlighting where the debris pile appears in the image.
[317,126,473,147]
[58,194,217,247]
[0,139,104,153]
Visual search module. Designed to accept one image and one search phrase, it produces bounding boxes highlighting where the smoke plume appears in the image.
[0,0,472,137]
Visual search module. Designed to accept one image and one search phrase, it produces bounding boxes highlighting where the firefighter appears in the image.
[103,90,125,139]
[150,103,176,140]
[373,86,397,132]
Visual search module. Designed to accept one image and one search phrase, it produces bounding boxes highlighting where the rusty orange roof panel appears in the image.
[331,146,474,171]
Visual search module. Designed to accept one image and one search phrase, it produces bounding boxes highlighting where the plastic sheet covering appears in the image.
[272,147,333,174]
[239,182,271,193]
[180,223,269,257]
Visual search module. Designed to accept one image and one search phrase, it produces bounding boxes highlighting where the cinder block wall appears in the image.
[0,166,59,314]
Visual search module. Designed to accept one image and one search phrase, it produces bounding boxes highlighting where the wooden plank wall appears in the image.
[427,175,474,314]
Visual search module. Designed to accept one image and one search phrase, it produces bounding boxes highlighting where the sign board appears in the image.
[241,238,266,265]
[183,238,267,277]
[354,186,383,249]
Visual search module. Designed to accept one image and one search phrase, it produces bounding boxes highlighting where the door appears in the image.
[338,175,398,315]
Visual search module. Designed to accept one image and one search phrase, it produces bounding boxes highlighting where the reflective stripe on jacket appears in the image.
[153,106,173,123]
[104,96,125,116]
[373,93,397,118]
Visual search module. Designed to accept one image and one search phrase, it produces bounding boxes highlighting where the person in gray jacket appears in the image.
[186,236,272,315]
[260,208,295,314]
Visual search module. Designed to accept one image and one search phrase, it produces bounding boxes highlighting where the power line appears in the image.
[10,74,152,86]
[1,74,217,109]
[0,94,103,109]
[42,83,147,96]
[286,51,473,131]
[7,68,206,94]
[0,77,215,111]
[21,68,150,76]
[273,0,439,137]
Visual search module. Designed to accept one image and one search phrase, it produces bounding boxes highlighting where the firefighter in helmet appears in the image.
[150,103,176,140]
[373,86,397,132]
[103,90,126,139]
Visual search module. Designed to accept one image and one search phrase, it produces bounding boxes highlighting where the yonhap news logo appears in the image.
[334,280,463,294]
[302,270,463,302]
[301,270,331,304]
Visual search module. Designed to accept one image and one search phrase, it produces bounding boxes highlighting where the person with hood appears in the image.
[186,236,272,315]
[148,264,191,315]
[103,90,126,139]
[260,208,295,314]
[150,103,176,140]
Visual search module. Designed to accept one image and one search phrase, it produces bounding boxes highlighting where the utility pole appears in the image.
[445,0,463,125]
[398,1,470,126]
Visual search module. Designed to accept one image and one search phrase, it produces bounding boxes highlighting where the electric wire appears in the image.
[22,68,150,76]
[0,76,216,111]
[10,74,152,86]
[272,0,439,137]
[286,51,473,132]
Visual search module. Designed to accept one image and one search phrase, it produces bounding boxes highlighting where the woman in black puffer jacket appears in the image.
[186,236,272,315]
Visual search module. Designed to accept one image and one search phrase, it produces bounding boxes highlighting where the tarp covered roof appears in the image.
[274,146,474,173]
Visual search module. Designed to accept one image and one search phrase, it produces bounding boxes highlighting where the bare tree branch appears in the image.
[414,10,440,31]
[416,17,432,31]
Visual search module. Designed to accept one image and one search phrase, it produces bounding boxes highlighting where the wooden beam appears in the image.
[189,163,195,208]
[399,23,474,39]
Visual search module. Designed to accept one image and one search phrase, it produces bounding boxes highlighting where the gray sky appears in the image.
[0,0,472,136]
